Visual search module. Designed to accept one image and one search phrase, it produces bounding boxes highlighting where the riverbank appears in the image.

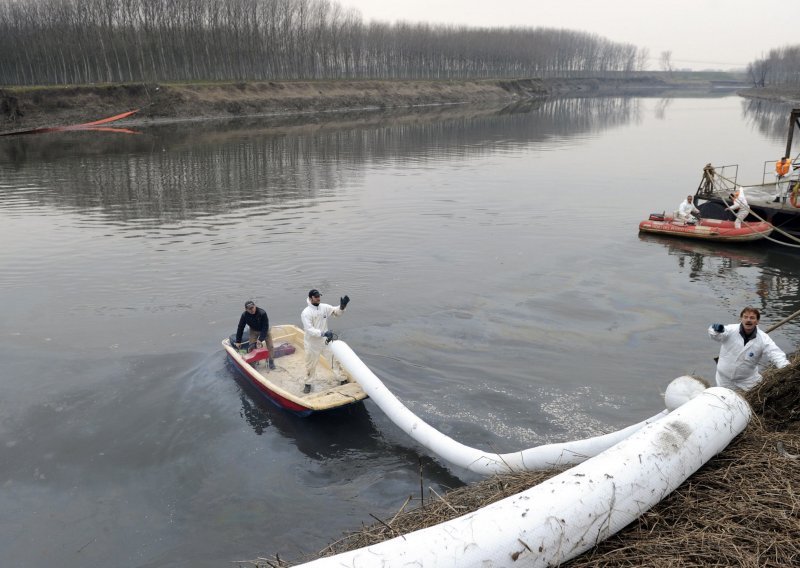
[1,76,682,133]
[739,85,800,104]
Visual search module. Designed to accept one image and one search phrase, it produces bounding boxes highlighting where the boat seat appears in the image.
[243,347,270,364]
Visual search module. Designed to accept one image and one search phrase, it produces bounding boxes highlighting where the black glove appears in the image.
[323,331,334,342]
[712,323,724,333]
[340,295,350,309]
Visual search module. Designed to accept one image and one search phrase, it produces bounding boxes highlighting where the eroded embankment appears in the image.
[0,76,670,133]
[739,86,800,104]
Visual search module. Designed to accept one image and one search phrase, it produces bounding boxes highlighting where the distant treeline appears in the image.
[747,45,800,88]
[0,0,648,86]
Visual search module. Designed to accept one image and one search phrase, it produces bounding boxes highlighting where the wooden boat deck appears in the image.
[223,324,368,412]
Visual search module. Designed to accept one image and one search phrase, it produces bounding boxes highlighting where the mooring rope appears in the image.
[709,172,800,248]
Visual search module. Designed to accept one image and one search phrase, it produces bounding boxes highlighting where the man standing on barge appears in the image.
[774,156,792,203]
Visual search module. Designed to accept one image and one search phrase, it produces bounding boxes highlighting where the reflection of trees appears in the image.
[741,98,798,143]
[0,96,642,222]
[654,98,672,120]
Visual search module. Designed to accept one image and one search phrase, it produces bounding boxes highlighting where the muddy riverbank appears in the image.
[739,85,800,104]
[1,76,679,133]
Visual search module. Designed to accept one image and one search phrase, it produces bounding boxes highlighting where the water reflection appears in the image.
[231,365,464,487]
[654,97,673,120]
[742,98,799,142]
[639,233,800,322]
[0,96,651,223]
[5,94,800,568]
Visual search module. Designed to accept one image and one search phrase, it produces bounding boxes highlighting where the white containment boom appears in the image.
[295,387,750,568]
[330,340,669,474]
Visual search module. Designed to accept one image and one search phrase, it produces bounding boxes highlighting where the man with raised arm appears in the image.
[709,306,789,391]
[300,288,350,394]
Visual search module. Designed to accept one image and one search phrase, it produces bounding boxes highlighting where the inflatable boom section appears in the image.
[330,341,669,475]
[296,387,750,567]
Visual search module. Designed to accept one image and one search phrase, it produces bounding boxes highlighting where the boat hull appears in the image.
[638,217,772,242]
[222,324,368,416]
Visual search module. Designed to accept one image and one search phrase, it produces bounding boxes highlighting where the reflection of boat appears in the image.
[694,108,800,240]
[222,324,367,416]
[236,387,377,459]
[639,232,768,263]
[232,370,467,486]
[638,215,773,242]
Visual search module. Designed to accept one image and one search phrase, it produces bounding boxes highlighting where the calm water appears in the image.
[1,95,799,567]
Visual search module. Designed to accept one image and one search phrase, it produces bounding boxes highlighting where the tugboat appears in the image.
[694,108,800,241]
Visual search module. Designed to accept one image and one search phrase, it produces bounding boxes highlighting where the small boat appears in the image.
[222,324,367,416]
[638,214,773,242]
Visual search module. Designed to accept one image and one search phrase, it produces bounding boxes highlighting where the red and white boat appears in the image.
[638,214,773,243]
[222,324,367,416]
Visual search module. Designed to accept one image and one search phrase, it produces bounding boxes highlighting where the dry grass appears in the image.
[246,360,800,567]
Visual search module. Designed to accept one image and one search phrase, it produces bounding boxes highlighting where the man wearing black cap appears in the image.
[235,300,275,370]
[300,289,350,393]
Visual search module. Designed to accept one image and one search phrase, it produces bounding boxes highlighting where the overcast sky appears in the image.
[336,0,796,71]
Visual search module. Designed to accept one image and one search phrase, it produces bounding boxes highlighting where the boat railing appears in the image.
[761,160,775,185]
[697,163,738,198]
[761,155,800,185]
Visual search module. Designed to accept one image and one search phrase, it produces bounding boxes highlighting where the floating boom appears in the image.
[330,340,669,475]
[296,386,750,567]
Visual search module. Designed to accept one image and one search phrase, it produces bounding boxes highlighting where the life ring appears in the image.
[790,182,800,208]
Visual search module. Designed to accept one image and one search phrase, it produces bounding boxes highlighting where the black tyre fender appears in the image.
[697,201,733,221]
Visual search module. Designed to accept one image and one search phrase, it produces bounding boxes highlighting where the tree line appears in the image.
[0,0,648,86]
[747,45,800,88]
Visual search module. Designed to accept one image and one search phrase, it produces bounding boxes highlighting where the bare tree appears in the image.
[746,58,770,87]
[659,50,673,75]
[0,0,652,85]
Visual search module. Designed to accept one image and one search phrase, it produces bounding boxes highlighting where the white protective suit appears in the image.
[709,324,789,390]
[301,298,344,380]
[677,198,700,223]
[727,188,749,228]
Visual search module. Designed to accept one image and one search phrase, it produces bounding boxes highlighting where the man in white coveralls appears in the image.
[301,288,350,394]
[709,306,789,391]
[726,187,749,229]
[676,194,701,224]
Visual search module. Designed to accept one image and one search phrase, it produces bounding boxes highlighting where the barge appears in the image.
[694,108,800,242]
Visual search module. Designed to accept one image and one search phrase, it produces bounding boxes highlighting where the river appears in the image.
[1,94,798,567]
